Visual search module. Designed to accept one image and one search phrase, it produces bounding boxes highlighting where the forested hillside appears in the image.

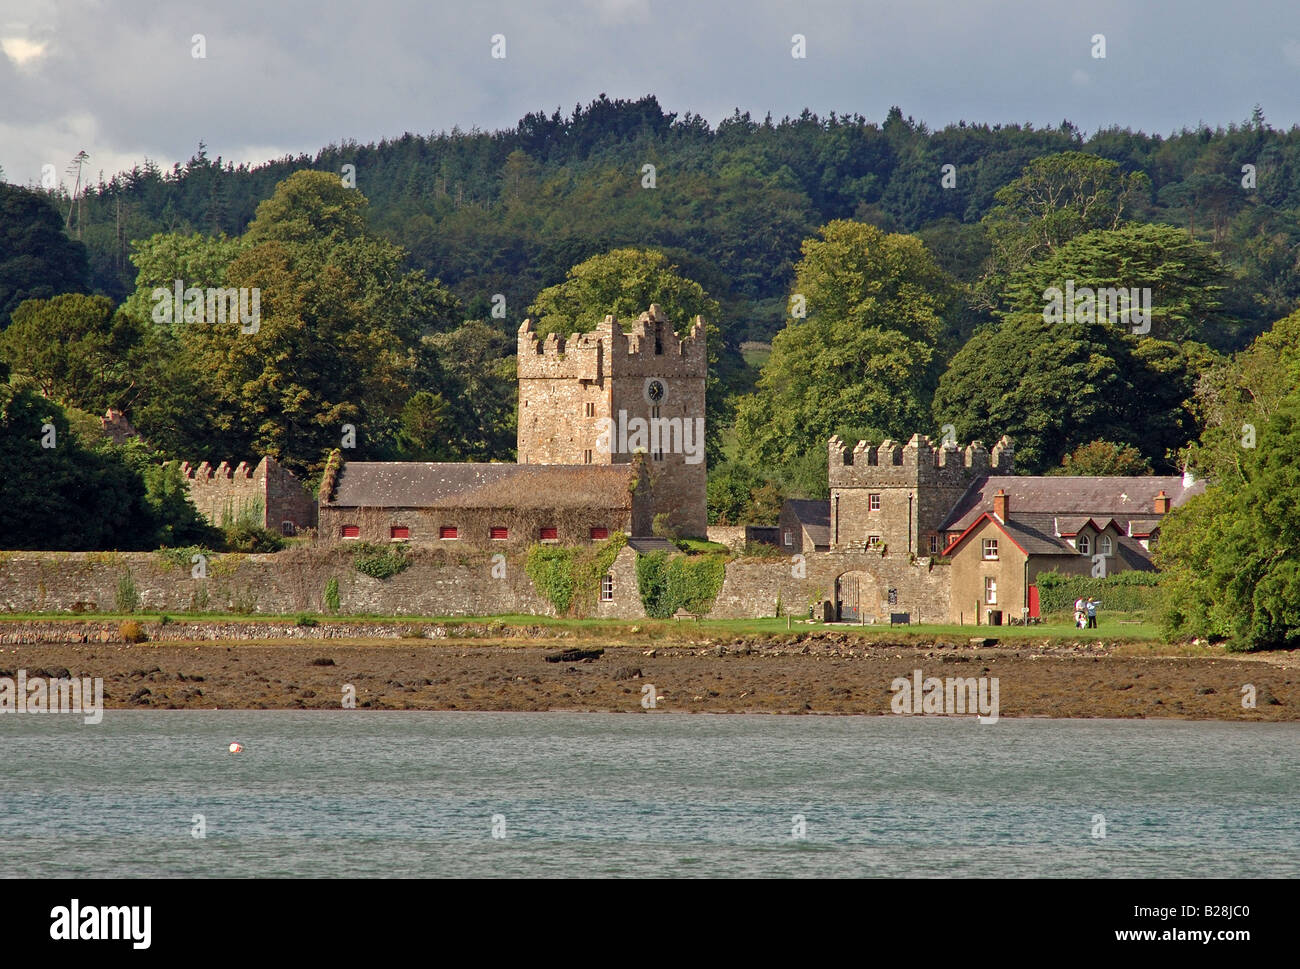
[22,95,1300,343]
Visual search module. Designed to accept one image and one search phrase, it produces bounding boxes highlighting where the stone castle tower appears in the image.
[828,433,1015,555]
[517,305,708,537]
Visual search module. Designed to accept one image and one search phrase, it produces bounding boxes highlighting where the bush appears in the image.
[115,572,139,613]
[651,513,679,542]
[295,613,318,627]
[222,521,285,553]
[119,620,147,643]
[324,577,340,613]
[352,542,410,579]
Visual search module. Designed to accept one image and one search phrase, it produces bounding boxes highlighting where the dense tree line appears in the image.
[13,97,1300,345]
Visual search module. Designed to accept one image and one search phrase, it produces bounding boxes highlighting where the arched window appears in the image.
[1100,535,1113,556]
[1077,534,1090,555]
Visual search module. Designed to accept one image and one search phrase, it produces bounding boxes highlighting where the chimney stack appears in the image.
[993,488,1008,522]
[1154,490,1170,515]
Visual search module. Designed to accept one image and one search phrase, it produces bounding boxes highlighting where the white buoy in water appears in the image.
[228,742,243,754]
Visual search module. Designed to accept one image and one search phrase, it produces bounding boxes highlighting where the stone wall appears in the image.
[180,456,316,534]
[0,546,951,623]
[0,548,551,617]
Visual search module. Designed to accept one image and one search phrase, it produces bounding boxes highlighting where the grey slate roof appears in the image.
[948,511,1156,567]
[996,517,1078,555]
[328,462,635,509]
[940,475,1206,532]
[627,537,677,553]
[786,499,831,547]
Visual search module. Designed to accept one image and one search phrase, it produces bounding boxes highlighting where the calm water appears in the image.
[1,712,1296,877]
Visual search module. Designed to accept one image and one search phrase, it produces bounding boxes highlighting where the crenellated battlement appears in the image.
[174,455,316,533]
[829,433,1014,486]
[517,304,707,380]
[827,432,1014,553]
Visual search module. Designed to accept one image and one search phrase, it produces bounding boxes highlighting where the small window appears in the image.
[390,525,410,541]
[985,577,997,605]
[1078,534,1090,555]
[783,529,793,547]
[540,527,558,541]
[653,449,664,462]
[341,525,360,539]
[584,402,595,417]
[590,527,609,540]
[983,538,998,560]
[584,449,593,464]
[1100,535,1113,556]
[866,535,881,549]
[439,526,458,540]
[929,535,939,555]
[282,521,296,537]
[869,494,881,511]
[490,526,509,540]
[600,573,614,602]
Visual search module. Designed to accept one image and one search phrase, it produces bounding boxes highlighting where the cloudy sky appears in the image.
[3,0,1299,190]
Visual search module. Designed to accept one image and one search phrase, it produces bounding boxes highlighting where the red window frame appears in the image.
[490,526,509,540]
[390,526,410,540]
[590,527,609,540]
[341,525,360,539]
[439,526,458,540]
[540,527,558,541]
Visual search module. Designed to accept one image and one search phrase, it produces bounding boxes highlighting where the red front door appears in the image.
[1028,585,1040,619]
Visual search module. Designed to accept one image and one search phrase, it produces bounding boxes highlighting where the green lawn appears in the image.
[0,610,1162,641]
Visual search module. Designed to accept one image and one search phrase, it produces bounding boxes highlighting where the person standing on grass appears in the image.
[1074,596,1086,629]
[1086,597,1098,629]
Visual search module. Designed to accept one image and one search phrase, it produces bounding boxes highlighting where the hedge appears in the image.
[1035,570,1164,614]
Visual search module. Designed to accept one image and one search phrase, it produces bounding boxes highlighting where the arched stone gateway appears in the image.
[834,570,880,623]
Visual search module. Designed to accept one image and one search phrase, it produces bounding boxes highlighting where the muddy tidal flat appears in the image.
[2,630,1296,719]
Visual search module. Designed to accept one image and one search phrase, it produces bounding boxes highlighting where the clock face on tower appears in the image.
[644,378,666,405]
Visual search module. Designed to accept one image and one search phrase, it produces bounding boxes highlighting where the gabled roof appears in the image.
[1127,518,1161,537]
[942,513,1077,558]
[1114,535,1157,571]
[940,475,1206,532]
[327,462,636,509]
[943,512,1158,569]
[784,499,830,547]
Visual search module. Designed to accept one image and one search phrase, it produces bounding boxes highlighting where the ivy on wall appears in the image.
[635,550,726,619]
[525,532,628,616]
[352,542,410,580]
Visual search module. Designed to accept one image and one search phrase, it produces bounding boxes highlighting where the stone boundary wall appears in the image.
[0,548,551,618]
[0,547,950,623]
[0,620,573,645]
